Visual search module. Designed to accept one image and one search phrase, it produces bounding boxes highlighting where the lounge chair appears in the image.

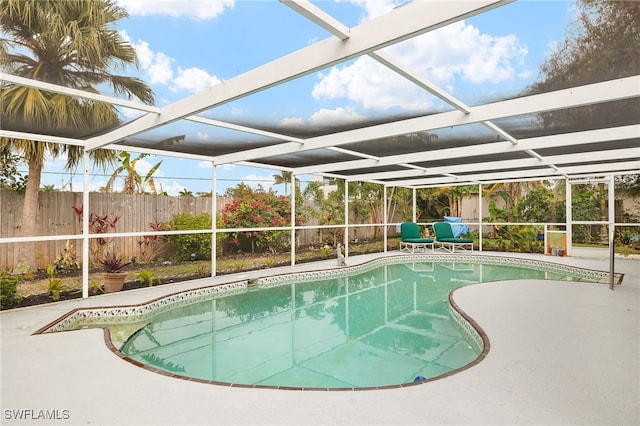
[433,221,474,253]
[400,222,434,253]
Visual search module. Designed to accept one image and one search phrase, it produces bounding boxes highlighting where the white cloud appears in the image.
[198,161,212,168]
[345,0,399,21]
[280,117,305,127]
[196,131,210,140]
[129,38,222,94]
[309,107,367,127]
[416,22,528,84]
[313,57,432,111]
[132,39,174,85]
[280,107,366,130]
[312,15,528,111]
[172,67,222,93]
[118,0,234,20]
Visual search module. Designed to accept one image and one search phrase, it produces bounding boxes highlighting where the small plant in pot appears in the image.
[99,251,131,293]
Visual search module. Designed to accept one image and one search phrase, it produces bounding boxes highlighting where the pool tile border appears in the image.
[33,280,248,335]
[255,254,622,288]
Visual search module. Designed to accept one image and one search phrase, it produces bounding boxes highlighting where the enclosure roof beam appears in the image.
[386,160,640,187]
[184,116,305,143]
[344,147,640,182]
[295,123,640,175]
[0,129,86,147]
[214,75,639,166]
[281,0,351,40]
[0,72,161,114]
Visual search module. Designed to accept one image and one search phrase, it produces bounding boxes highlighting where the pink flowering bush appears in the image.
[220,184,304,254]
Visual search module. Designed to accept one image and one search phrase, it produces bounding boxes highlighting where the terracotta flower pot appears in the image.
[103,272,127,293]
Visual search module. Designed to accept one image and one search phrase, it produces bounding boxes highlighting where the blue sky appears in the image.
[34,0,575,196]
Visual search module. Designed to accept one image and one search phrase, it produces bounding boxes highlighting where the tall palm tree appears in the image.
[0,0,154,270]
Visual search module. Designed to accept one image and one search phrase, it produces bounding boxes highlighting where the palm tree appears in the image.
[272,170,299,195]
[0,0,154,270]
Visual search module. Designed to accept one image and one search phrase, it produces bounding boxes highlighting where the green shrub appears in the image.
[89,279,104,294]
[319,245,331,258]
[46,265,65,301]
[168,213,213,261]
[136,269,161,287]
[1,270,22,309]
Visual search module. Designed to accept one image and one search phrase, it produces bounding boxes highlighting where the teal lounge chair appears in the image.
[433,221,474,253]
[400,222,434,253]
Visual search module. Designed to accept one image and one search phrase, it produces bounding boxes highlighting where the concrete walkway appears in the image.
[1,252,638,425]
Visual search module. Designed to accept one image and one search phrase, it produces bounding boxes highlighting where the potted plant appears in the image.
[99,251,131,293]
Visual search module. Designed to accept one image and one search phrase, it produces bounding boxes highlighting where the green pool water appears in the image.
[119,261,587,389]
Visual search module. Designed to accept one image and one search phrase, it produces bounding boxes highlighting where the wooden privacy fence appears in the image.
[0,191,233,270]
[0,190,469,271]
[0,191,372,270]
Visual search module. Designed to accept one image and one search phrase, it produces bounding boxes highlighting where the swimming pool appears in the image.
[37,254,622,390]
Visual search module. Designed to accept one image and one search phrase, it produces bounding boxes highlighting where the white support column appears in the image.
[383,185,388,252]
[344,180,349,259]
[82,152,90,298]
[565,179,572,256]
[291,173,296,266]
[211,163,217,277]
[478,183,483,251]
[412,188,417,222]
[608,174,615,290]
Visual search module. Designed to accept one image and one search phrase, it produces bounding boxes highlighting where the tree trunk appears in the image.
[17,158,42,272]
[449,197,460,217]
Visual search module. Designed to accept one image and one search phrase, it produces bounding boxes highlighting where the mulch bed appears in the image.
[3,273,202,310]
[1,257,318,311]
[1,248,379,311]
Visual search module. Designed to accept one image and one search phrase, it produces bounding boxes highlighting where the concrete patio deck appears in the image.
[1,251,638,425]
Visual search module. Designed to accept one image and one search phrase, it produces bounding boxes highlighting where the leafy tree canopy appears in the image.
[532,0,639,90]
[528,0,639,132]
